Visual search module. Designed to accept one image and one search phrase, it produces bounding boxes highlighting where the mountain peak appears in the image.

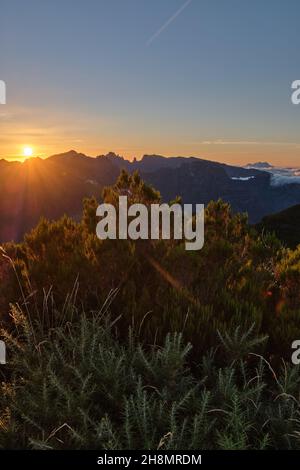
[246,161,273,169]
[48,150,89,161]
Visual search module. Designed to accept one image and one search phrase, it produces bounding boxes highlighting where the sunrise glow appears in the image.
[23,147,33,157]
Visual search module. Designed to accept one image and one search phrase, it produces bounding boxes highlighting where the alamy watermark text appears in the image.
[96,196,204,250]
[0,80,6,104]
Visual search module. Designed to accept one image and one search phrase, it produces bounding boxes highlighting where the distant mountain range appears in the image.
[246,161,273,169]
[1,150,300,243]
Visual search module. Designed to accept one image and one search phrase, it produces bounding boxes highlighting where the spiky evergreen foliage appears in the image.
[1,172,299,360]
[1,303,300,450]
[1,172,300,450]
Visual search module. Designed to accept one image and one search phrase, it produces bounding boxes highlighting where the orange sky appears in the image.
[2,139,300,167]
[2,1,300,168]
[1,106,300,166]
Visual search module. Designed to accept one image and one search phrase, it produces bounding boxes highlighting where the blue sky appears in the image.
[1,0,300,165]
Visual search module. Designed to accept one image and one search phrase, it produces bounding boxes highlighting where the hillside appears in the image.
[257,204,300,248]
[1,171,300,450]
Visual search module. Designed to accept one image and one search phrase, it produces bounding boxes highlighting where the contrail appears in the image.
[146,0,193,46]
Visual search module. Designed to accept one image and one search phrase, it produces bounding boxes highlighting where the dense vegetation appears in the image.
[1,310,300,450]
[257,204,300,249]
[1,171,300,449]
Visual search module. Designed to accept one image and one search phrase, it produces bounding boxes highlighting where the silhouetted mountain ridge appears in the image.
[1,150,300,242]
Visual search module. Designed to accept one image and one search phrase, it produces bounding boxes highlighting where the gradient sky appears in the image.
[1,0,300,165]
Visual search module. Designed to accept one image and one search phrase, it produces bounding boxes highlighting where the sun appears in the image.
[23,147,34,157]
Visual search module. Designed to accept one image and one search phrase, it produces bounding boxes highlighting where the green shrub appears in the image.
[1,303,300,450]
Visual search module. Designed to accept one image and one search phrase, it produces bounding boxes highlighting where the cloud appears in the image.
[199,140,300,147]
[270,174,300,186]
[246,165,300,186]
